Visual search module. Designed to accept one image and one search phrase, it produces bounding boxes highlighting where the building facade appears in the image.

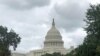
[12,19,73,56]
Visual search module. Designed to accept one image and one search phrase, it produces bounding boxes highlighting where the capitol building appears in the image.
[12,19,74,56]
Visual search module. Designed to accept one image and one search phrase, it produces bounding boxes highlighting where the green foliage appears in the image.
[74,4,100,56]
[65,50,76,56]
[42,52,64,56]
[0,26,21,56]
[66,4,100,56]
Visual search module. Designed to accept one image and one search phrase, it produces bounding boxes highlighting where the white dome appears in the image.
[45,25,62,41]
[44,19,64,48]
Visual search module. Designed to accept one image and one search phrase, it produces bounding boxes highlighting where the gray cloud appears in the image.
[0,0,96,53]
[0,6,50,52]
[50,0,90,32]
[0,0,50,10]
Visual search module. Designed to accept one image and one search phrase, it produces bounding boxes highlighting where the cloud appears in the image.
[60,28,87,48]
[50,0,90,32]
[0,0,50,10]
[0,5,50,53]
[1,0,99,53]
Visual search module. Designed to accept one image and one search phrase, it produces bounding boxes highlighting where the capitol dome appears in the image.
[11,19,68,56]
[44,19,64,48]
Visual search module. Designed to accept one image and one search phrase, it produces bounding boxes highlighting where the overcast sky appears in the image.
[0,0,100,53]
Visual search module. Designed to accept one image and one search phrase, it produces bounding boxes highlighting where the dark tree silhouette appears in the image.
[0,26,21,56]
[66,4,100,56]
[42,52,64,56]
[75,4,100,56]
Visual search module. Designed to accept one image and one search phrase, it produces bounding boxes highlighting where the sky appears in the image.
[0,0,100,53]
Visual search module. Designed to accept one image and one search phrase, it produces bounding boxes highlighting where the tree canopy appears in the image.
[42,52,64,56]
[0,26,21,56]
[66,4,100,56]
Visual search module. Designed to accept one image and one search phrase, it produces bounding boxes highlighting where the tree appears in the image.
[75,4,100,56]
[42,52,64,56]
[65,50,76,56]
[0,26,21,56]
[42,53,52,56]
